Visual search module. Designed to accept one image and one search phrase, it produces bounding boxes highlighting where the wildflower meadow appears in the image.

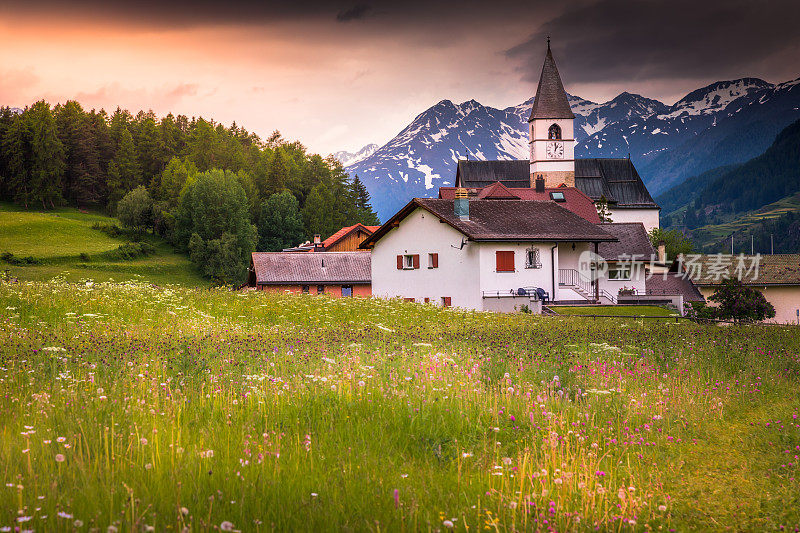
[0,279,798,532]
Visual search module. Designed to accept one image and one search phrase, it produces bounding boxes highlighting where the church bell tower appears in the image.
[529,40,575,188]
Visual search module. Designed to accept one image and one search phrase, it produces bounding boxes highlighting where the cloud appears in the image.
[336,4,371,22]
[506,0,800,86]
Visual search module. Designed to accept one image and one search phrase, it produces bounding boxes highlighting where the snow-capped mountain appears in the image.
[332,143,379,167]
[346,77,800,221]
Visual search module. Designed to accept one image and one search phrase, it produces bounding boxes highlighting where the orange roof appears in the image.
[318,224,380,250]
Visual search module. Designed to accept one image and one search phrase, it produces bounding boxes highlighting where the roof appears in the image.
[597,223,655,261]
[672,254,800,286]
[646,273,705,302]
[251,252,371,284]
[529,44,575,120]
[439,184,600,223]
[361,198,617,248]
[320,223,380,250]
[477,181,518,199]
[454,158,659,209]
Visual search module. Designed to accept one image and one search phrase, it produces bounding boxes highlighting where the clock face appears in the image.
[546,141,564,159]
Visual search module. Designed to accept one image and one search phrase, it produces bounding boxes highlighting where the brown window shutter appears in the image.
[397,255,403,269]
[496,251,515,272]
[413,254,420,269]
[431,253,439,268]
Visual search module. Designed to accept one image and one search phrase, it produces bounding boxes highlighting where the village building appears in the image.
[248,251,371,297]
[671,253,800,324]
[361,42,678,312]
[451,43,660,233]
[282,223,379,252]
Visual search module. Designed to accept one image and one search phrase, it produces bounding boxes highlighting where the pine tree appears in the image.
[350,175,380,225]
[107,127,142,209]
[55,101,102,206]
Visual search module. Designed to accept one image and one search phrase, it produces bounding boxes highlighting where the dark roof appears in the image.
[361,198,617,248]
[251,252,371,284]
[646,273,705,302]
[439,185,601,223]
[597,223,655,261]
[454,158,659,209]
[672,254,800,286]
[529,44,575,120]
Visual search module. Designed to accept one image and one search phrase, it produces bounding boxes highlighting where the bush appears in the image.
[117,186,154,233]
[104,242,156,261]
[709,278,776,322]
[0,252,42,265]
[79,253,91,262]
[92,222,125,238]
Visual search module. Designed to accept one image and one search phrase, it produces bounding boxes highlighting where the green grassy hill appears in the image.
[0,203,209,286]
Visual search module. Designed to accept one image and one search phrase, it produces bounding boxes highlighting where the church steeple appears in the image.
[528,39,574,121]
[528,39,576,188]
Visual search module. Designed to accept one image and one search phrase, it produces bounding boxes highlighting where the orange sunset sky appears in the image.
[1,0,798,155]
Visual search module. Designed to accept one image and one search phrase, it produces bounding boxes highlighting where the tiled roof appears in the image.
[439,185,600,223]
[646,273,705,302]
[529,44,575,120]
[362,198,617,248]
[251,252,371,284]
[321,224,380,249]
[597,223,655,261]
[454,158,659,209]
[673,254,800,286]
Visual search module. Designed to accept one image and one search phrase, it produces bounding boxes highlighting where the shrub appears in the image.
[92,222,124,238]
[709,277,776,322]
[104,242,157,261]
[0,252,42,265]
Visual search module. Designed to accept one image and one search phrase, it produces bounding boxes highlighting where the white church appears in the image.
[360,42,698,313]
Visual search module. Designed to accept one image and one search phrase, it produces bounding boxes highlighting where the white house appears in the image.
[360,196,618,312]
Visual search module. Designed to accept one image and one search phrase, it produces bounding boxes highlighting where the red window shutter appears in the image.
[431,253,439,268]
[424,297,430,303]
[413,254,420,269]
[496,251,514,272]
[404,297,415,302]
[397,255,403,269]
[443,297,452,307]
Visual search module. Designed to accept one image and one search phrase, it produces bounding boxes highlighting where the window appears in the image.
[301,285,309,294]
[341,285,353,297]
[424,297,430,303]
[496,251,515,272]
[549,191,566,202]
[397,254,420,269]
[525,247,542,269]
[404,297,415,303]
[441,296,452,307]
[428,253,439,269]
[317,285,325,294]
[608,268,632,280]
[548,123,562,140]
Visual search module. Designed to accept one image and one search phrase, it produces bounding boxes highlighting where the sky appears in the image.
[1,0,799,155]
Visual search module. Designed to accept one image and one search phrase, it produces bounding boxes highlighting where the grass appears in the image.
[0,281,798,532]
[0,203,209,287]
[550,305,678,317]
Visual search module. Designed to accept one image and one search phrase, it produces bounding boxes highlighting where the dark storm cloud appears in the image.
[507,0,800,84]
[336,4,371,22]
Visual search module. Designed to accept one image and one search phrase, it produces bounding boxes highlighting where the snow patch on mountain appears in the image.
[332,143,378,167]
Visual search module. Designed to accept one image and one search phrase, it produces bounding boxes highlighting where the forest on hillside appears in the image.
[0,101,379,283]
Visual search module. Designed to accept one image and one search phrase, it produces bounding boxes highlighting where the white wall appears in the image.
[529,118,575,172]
[478,242,556,304]
[608,208,661,233]
[598,261,648,299]
[370,208,482,309]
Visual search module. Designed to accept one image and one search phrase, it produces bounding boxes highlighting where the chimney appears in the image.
[535,175,545,193]
[454,188,469,220]
[657,240,666,264]
[313,234,324,251]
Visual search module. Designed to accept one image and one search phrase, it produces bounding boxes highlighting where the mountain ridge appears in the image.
[344,76,800,221]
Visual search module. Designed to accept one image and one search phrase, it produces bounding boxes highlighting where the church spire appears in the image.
[528,40,574,121]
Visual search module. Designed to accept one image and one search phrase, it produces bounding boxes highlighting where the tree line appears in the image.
[0,101,380,283]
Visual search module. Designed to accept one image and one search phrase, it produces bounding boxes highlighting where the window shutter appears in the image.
[443,297,452,307]
[496,251,514,272]
[431,253,439,268]
[413,254,420,269]
[397,255,403,269]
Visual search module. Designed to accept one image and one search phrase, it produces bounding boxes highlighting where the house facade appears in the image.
[248,252,371,297]
[361,198,618,311]
[674,253,800,324]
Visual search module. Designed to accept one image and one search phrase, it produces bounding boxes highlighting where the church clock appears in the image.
[546,141,564,159]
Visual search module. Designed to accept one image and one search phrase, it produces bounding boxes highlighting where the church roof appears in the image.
[454,158,659,209]
[529,43,575,121]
